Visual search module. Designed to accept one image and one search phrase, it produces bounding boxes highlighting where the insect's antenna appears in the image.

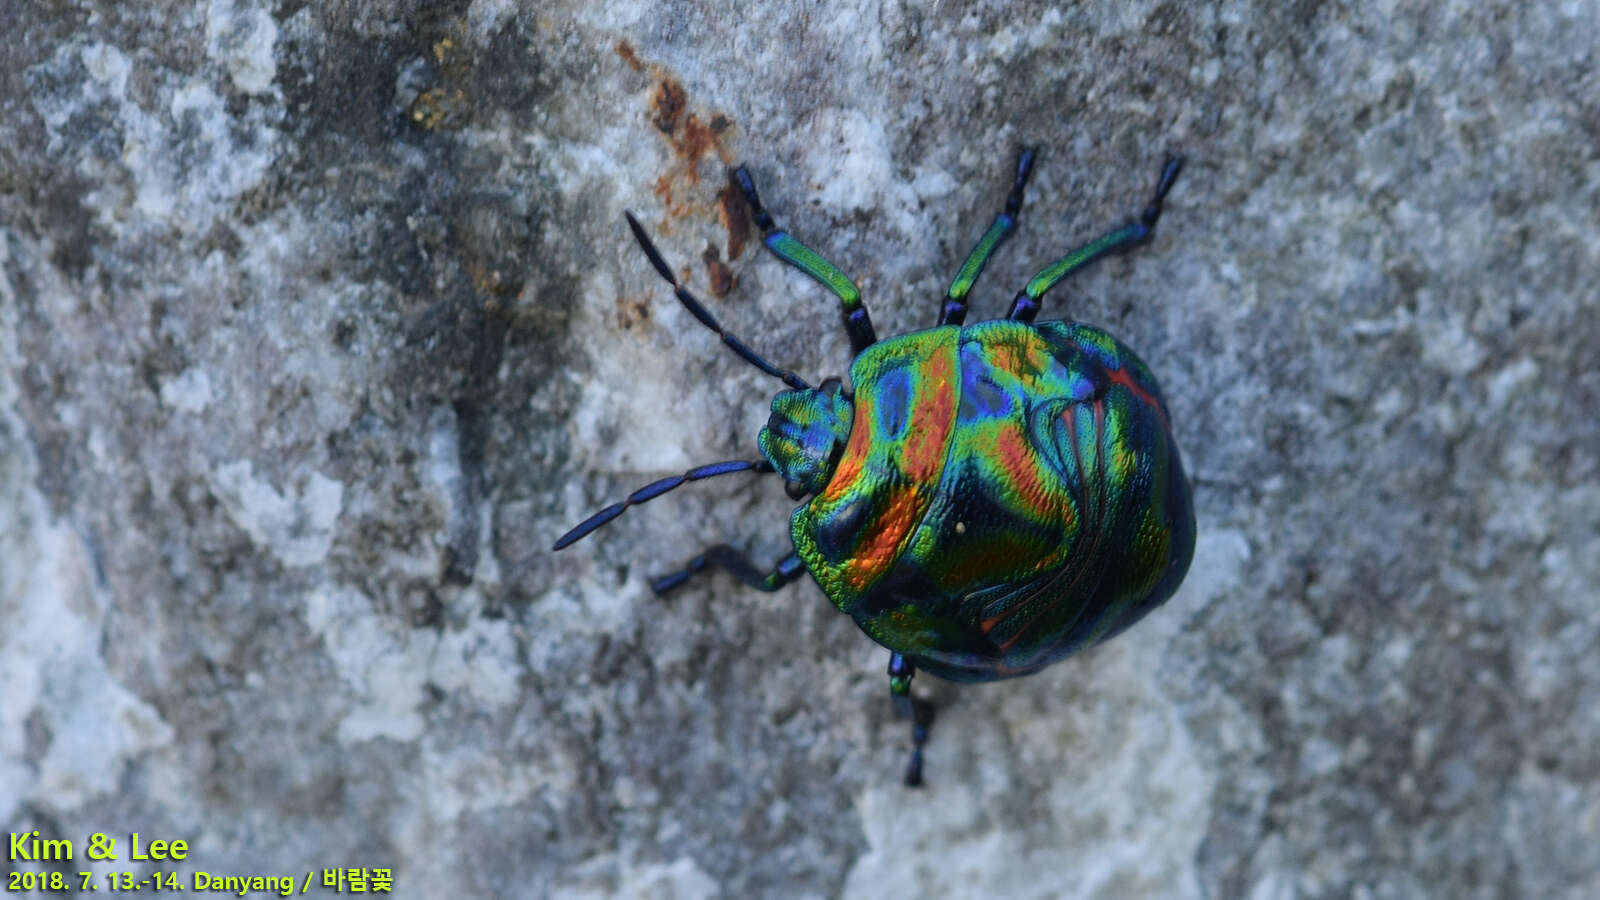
[552,459,776,550]
[625,213,811,391]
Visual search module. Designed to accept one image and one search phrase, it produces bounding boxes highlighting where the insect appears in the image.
[555,147,1196,786]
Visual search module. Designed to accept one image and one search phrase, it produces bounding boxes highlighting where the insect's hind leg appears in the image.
[940,147,1038,326]
[733,166,877,353]
[888,652,935,787]
[1007,156,1185,322]
[650,546,805,595]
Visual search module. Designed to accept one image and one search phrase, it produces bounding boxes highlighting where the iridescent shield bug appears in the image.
[555,148,1195,785]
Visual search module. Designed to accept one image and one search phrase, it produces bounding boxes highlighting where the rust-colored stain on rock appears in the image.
[717,179,751,261]
[617,47,750,298]
[649,77,729,186]
[614,295,651,330]
[701,244,736,298]
[650,79,688,136]
[674,115,720,182]
[614,39,643,71]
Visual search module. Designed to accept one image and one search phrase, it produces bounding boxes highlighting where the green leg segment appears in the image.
[1007,156,1185,322]
[734,167,877,353]
[941,148,1037,325]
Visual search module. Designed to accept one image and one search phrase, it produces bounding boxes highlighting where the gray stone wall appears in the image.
[3,1,1596,897]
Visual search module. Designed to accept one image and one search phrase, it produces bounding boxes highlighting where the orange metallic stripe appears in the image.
[842,484,919,590]
[819,394,876,506]
[992,424,1053,522]
[824,339,959,591]
[899,349,957,482]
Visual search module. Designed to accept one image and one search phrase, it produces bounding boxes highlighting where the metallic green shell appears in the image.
[791,319,1195,682]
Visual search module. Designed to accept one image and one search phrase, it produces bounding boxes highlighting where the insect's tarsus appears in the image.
[1142,156,1185,227]
[888,652,934,787]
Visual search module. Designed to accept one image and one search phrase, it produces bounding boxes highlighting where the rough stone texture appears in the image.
[3,1,1597,897]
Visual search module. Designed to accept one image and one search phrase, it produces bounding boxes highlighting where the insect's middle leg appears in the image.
[733,167,877,354]
[888,652,934,787]
[650,546,805,595]
[940,147,1037,326]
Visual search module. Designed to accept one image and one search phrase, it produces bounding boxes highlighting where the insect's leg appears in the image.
[888,652,934,787]
[650,547,805,595]
[625,212,810,391]
[1007,156,1185,322]
[733,167,876,354]
[940,148,1038,326]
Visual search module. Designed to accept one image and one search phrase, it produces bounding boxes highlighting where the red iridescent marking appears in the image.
[983,340,1026,381]
[992,425,1053,522]
[900,350,957,480]
[823,398,876,502]
[1106,364,1168,430]
[991,399,1123,654]
[978,397,1111,647]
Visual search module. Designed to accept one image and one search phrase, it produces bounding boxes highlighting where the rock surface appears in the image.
[3,1,1597,897]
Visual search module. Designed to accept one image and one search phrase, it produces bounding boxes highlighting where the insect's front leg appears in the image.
[888,652,935,787]
[649,546,805,595]
[733,166,877,354]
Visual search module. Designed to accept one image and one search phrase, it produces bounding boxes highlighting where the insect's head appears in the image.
[758,377,854,498]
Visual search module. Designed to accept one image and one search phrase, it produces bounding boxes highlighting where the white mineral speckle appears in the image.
[302,585,521,752]
[1179,526,1253,609]
[27,36,281,232]
[429,615,522,710]
[0,408,173,819]
[212,460,344,567]
[425,404,466,559]
[1485,357,1538,409]
[1420,314,1488,376]
[206,0,279,95]
[158,367,215,413]
[303,588,429,744]
[802,108,896,216]
[81,41,132,91]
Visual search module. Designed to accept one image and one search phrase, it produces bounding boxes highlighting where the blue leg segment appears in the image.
[941,148,1037,326]
[625,212,811,390]
[1007,156,1185,322]
[733,167,877,354]
[651,547,806,595]
[888,652,934,787]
